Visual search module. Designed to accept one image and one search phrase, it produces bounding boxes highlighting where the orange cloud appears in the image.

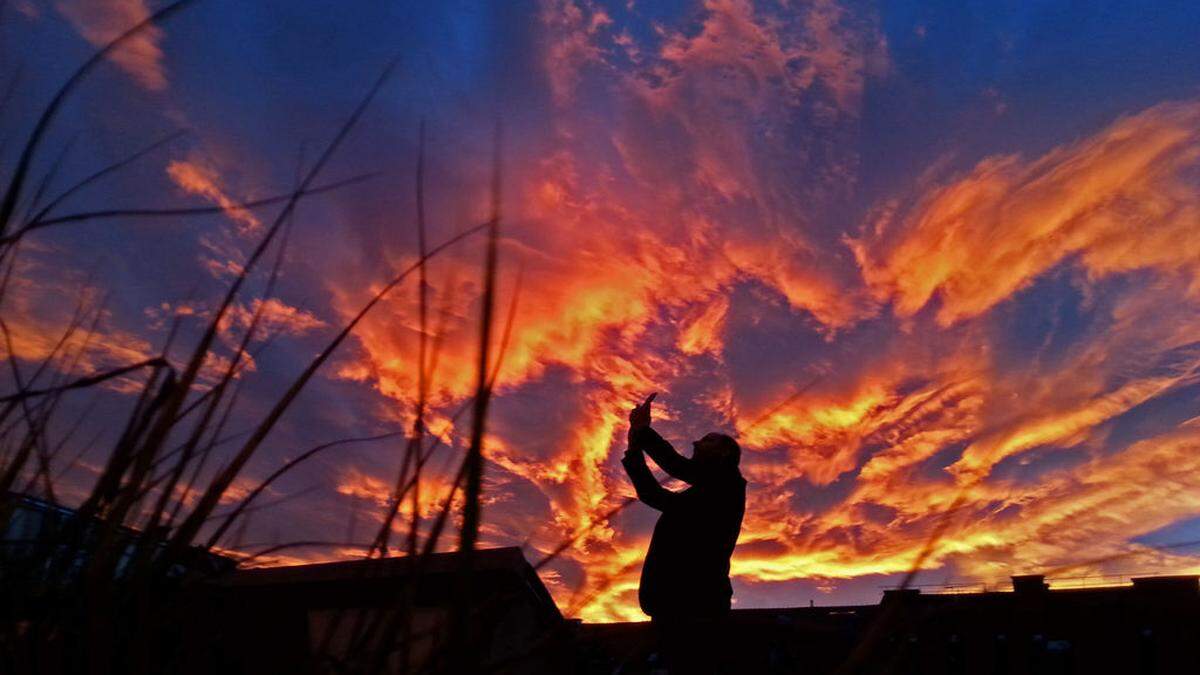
[167,159,263,235]
[337,466,451,518]
[948,423,1200,582]
[55,0,168,91]
[718,272,1200,602]
[677,294,728,356]
[224,298,327,338]
[949,368,1200,484]
[854,100,1200,326]
[0,253,155,390]
[539,0,613,106]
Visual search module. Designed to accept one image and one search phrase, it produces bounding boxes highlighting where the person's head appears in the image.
[692,432,741,472]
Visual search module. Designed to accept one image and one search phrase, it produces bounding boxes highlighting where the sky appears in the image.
[2,0,1200,621]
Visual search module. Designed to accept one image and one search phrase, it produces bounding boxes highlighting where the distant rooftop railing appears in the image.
[886,571,1200,595]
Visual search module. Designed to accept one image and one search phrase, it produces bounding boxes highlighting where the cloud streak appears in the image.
[55,0,169,90]
[854,101,1200,326]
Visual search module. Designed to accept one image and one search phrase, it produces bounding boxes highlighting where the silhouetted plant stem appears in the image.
[22,130,187,231]
[165,214,490,562]
[0,358,167,405]
[449,120,502,675]
[5,172,376,246]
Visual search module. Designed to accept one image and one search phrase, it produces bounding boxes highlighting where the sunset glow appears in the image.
[4,0,1200,623]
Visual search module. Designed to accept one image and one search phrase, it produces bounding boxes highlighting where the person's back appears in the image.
[620,394,746,672]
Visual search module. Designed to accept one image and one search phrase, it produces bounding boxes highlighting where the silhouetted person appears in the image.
[621,393,746,673]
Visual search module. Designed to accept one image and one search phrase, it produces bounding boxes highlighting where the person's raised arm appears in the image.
[627,393,699,484]
[621,444,678,511]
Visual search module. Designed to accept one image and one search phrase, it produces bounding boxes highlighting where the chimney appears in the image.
[1011,575,1048,594]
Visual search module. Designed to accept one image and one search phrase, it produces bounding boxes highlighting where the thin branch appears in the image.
[0,357,167,404]
[5,172,377,244]
[24,130,187,229]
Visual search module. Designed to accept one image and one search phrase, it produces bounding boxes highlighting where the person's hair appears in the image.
[710,433,741,467]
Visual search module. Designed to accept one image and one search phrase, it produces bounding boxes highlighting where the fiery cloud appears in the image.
[167,159,263,235]
[854,101,1200,326]
[0,252,155,388]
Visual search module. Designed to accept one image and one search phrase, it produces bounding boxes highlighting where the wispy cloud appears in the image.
[55,0,169,90]
[853,100,1200,326]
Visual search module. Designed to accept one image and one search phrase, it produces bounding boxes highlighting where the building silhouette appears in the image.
[199,546,569,674]
[577,573,1200,674]
[5,492,1200,673]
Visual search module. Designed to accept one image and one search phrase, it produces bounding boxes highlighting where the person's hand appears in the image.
[628,392,657,431]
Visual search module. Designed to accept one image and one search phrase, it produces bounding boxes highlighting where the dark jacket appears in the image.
[621,426,746,619]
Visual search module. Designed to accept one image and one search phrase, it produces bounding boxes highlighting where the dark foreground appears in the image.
[166,553,1200,673]
[6,522,1200,673]
[577,576,1200,674]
